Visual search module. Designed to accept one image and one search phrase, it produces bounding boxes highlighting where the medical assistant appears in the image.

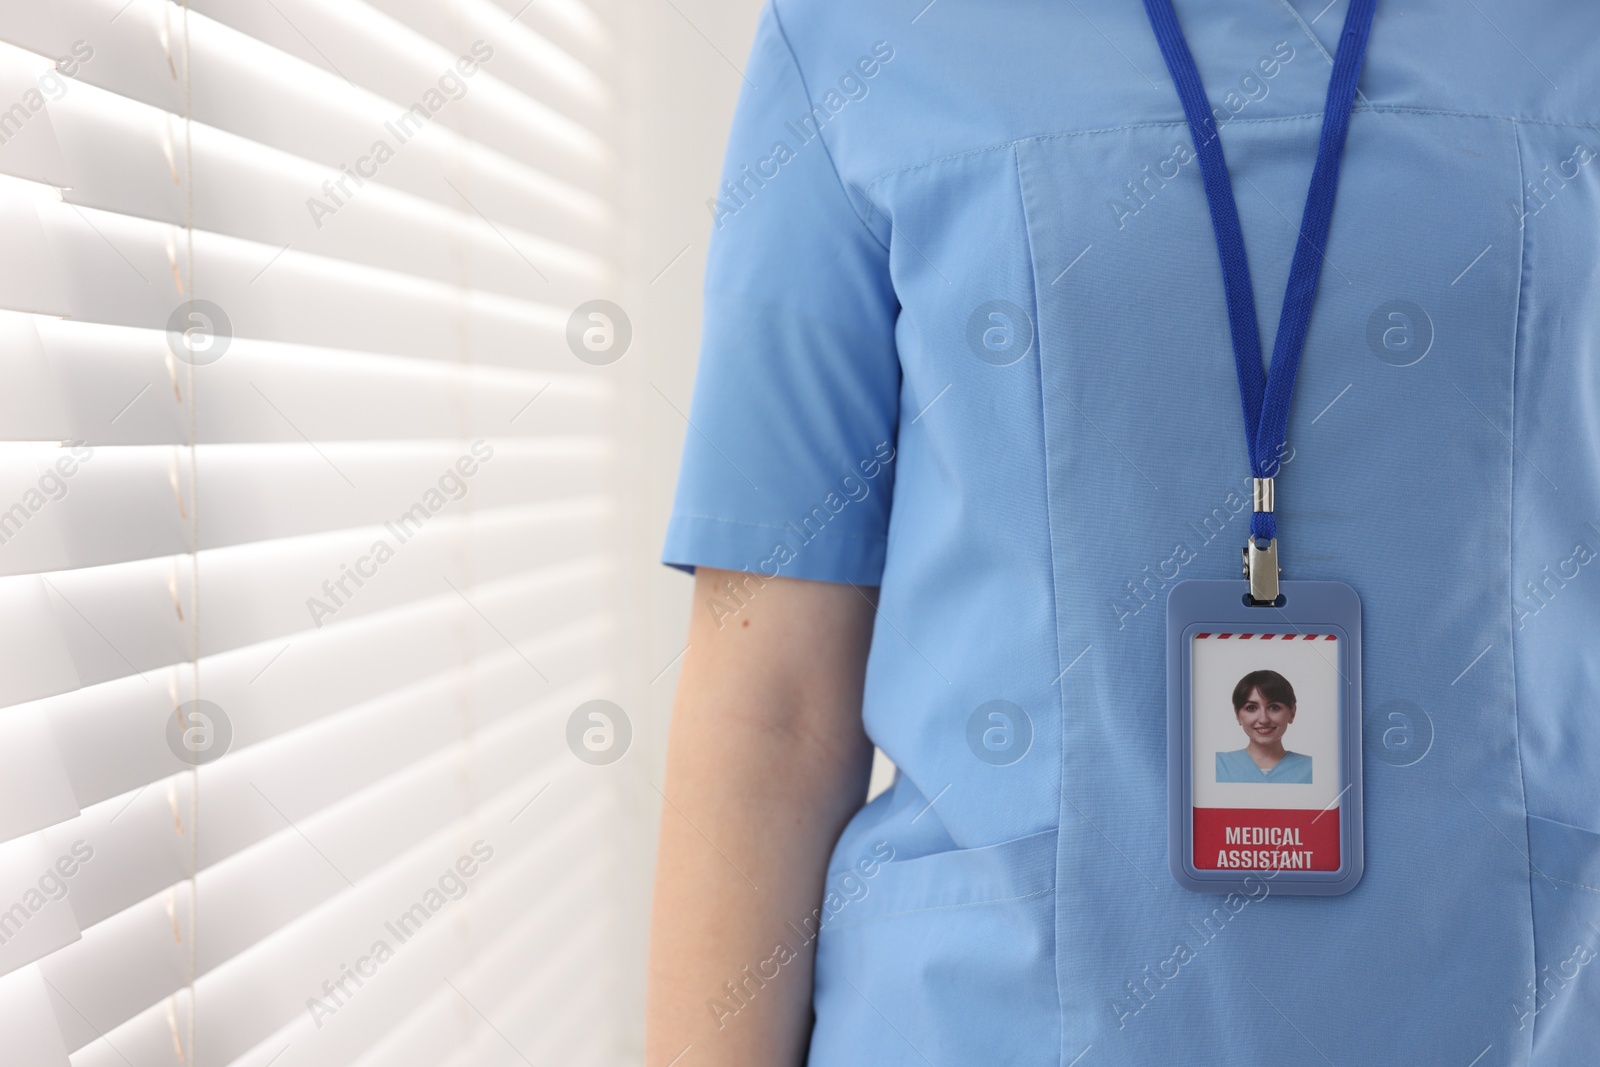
[662,0,1600,1062]
[1216,749,1312,784]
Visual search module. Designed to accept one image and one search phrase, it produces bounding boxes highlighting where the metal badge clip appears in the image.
[1243,478,1279,604]
[1242,538,1280,604]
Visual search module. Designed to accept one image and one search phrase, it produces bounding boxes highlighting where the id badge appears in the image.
[1167,580,1363,895]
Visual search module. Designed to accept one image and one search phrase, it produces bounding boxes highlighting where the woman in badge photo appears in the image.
[645,0,1600,1064]
[1215,669,1313,783]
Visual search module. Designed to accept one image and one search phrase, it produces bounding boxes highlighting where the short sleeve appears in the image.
[659,0,901,585]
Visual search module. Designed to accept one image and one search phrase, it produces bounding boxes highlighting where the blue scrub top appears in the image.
[1217,748,1313,784]
[662,0,1600,1062]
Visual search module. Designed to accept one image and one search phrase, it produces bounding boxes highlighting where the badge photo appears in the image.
[1167,580,1363,895]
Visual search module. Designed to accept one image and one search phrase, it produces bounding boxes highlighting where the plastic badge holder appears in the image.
[1167,579,1363,896]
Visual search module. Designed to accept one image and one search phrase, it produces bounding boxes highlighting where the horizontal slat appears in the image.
[0,834,86,979]
[223,800,613,1067]
[47,82,607,298]
[74,765,610,1064]
[443,936,613,1067]
[0,0,188,123]
[195,703,593,976]
[0,703,80,845]
[185,0,608,181]
[0,576,80,711]
[457,0,612,79]
[353,0,610,120]
[0,313,71,439]
[174,4,613,247]
[331,856,610,1067]
[0,185,71,317]
[19,510,611,686]
[39,779,193,935]
[39,646,595,928]
[47,564,611,807]
[0,0,611,194]
[23,316,603,448]
[0,966,71,1066]
[96,791,617,1067]
[0,41,70,186]
[44,687,602,1050]
[38,202,603,371]
[0,438,610,574]
[193,506,612,651]
[42,877,193,1055]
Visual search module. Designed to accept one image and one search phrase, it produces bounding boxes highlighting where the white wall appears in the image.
[612,0,766,1061]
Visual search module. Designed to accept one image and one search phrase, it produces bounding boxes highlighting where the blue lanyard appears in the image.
[1141,0,1377,545]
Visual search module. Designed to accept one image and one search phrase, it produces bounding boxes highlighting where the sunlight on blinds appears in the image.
[0,0,628,1063]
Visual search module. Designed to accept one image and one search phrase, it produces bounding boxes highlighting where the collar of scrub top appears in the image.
[1140,0,1378,603]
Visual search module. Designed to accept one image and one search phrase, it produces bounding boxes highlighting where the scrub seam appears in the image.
[1506,114,1539,1059]
[1274,0,1336,69]
[1537,875,1600,895]
[862,107,1600,192]
[768,0,893,255]
[1009,140,1070,1067]
[816,886,1057,930]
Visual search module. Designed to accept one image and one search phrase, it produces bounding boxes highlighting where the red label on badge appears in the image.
[1193,807,1340,871]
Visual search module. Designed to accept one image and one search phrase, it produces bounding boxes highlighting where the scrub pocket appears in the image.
[805,830,1059,1067]
[1525,815,1600,1063]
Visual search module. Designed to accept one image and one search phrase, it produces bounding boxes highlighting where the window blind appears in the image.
[0,0,625,1064]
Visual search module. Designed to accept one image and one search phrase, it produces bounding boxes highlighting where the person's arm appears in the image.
[645,566,877,1066]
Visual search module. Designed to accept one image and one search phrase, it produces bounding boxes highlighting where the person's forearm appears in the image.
[645,569,876,1067]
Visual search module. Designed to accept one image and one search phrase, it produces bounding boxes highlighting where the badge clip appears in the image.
[1242,478,1279,604]
[1243,539,1280,604]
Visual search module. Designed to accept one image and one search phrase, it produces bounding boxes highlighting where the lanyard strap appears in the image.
[1141,0,1377,544]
